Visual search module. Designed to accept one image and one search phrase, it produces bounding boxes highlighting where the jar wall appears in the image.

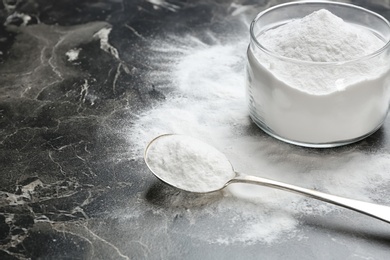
[247,1,390,147]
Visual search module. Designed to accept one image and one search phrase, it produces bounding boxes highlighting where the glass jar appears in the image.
[247,1,390,147]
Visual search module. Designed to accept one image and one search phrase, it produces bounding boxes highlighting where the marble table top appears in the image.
[1,0,390,259]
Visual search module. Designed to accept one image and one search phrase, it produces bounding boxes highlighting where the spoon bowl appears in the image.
[144,134,235,193]
[145,134,390,224]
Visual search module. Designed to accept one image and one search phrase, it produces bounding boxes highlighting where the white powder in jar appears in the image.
[248,9,390,144]
[145,135,234,193]
[260,9,384,62]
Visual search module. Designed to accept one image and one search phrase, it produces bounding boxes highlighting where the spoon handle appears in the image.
[230,173,390,224]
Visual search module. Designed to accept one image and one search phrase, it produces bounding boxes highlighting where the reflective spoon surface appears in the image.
[144,134,390,224]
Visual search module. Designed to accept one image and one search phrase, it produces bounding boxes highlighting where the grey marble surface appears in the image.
[1,0,390,259]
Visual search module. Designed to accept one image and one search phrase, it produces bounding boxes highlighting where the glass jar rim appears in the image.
[250,0,390,66]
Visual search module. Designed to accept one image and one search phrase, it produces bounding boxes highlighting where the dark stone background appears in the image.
[1,0,390,259]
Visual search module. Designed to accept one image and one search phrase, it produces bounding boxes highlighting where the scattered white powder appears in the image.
[94,27,120,60]
[146,0,180,12]
[4,12,31,26]
[123,24,390,245]
[145,135,234,193]
[260,9,384,62]
[248,9,390,144]
[66,48,81,62]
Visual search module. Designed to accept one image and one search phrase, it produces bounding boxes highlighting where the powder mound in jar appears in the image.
[145,135,234,193]
[259,9,385,62]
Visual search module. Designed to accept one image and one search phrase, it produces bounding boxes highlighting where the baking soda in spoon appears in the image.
[145,135,390,224]
[145,134,234,193]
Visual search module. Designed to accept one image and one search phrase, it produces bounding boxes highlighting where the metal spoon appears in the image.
[144,134,390,224]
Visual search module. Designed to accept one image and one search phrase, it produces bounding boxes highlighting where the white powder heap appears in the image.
[145,135,234,193]
[253,9,389,95]
[259,9,384,62]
